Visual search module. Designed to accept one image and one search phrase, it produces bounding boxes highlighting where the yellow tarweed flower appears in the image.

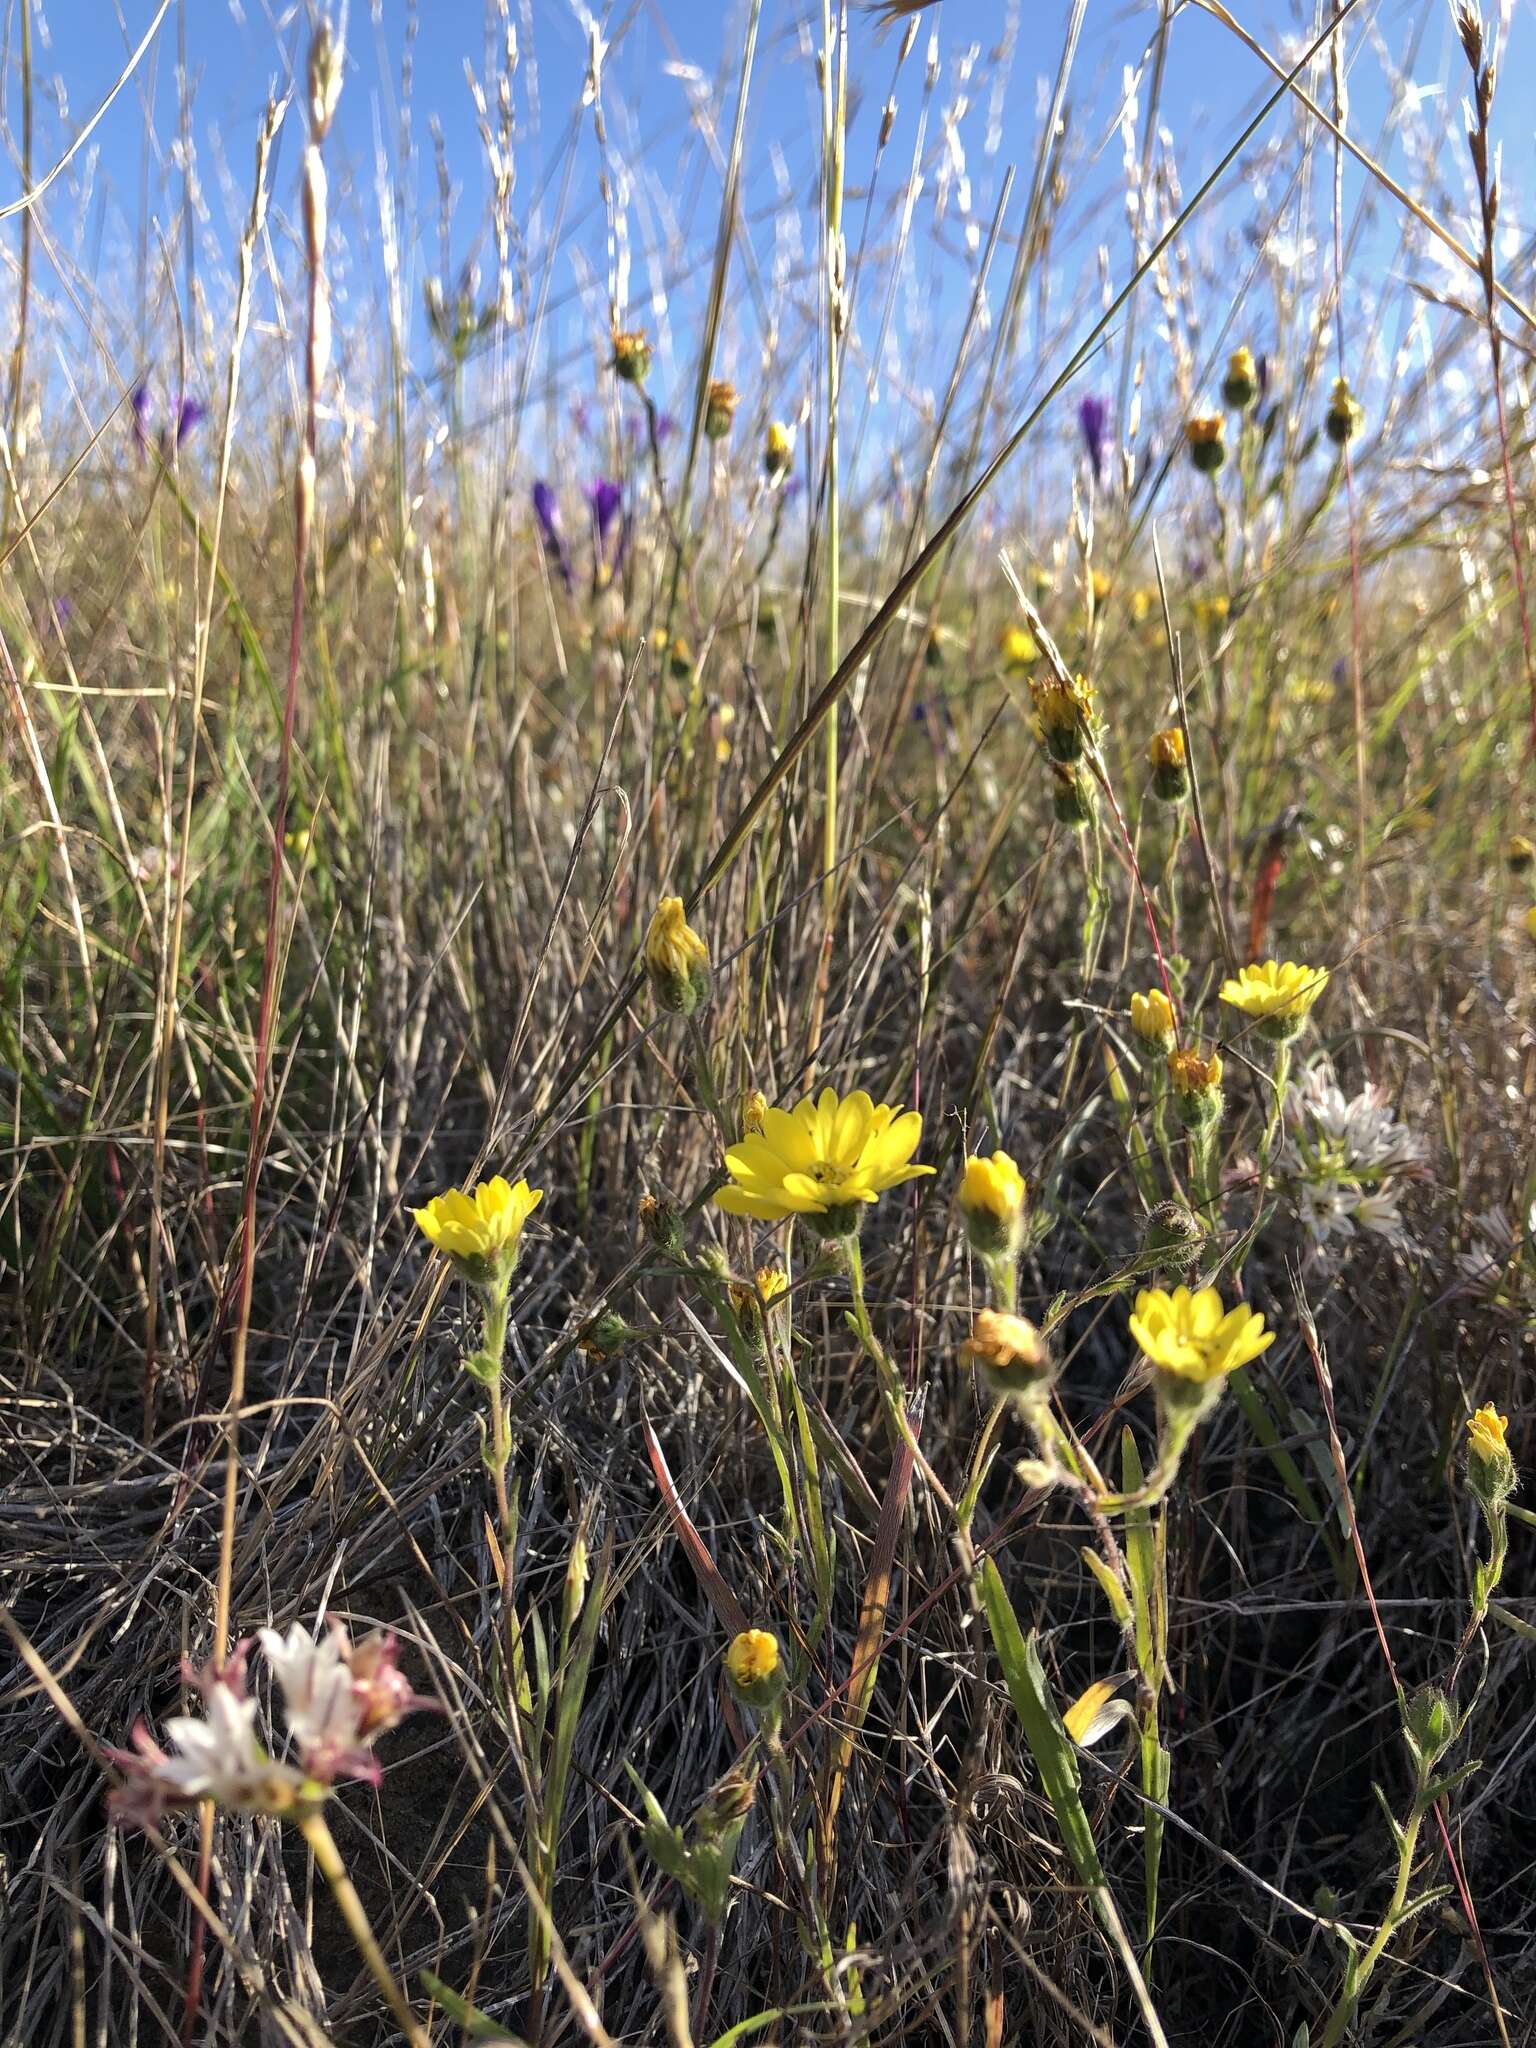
[765,420,793,480]
[1220,959,1329,1041]
[714,1086,933,1236]
[413,1176,542,1283]
[610,327,652,384]
[1185,412,1226,473]
[1030,672,1098,762]
[1325,375,1363,445]
[1149,726,1188,801]
[998,623,1040,672]
[725,1628,784,1707]
[1129,1285,1274,1385]
[1223,346,1258,410]
[1467,1404,1509,1462]
[1465,1402,1516,1507]
[1131,988,1176,1047]
[1167,1045,1224,1129]
[961,1308,1051,1401]
[645,897,710,1015]
[959,1149,1027,1258]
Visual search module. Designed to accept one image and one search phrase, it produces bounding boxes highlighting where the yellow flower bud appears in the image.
[958,1150,1027,1259]
[1130,988,1176,1048]
[644,897,710,1016]
[724,1628,785,1708]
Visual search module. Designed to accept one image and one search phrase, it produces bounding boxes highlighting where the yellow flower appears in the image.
[412,1176,542,1282]
[1090,568,1112,603]
[998,623,1039,672]
[714,1086,933,1235]
[1325,375,1363,445]
[1029,672,1098,763]
[1193,593,1230,632]
[1148,726,1188,802]
[611,326,652,383]
[1465,1402,1516,1507]
[1166,1044,1224,1129]
[1130,988,1176,1047]
[1222,346,1258,409]
[1507,833,1535,874]
[1185,412,1226,473]
[1466,1404,1509,1463]
[645,897,710,1016]
[961,1309,1051,1399]
[765,420,793,480]
[1129,1285,1274,1385]
[755,1265,789,1303]
[1130,585,1157,623]
[959,1150,1027,1258]
[1220,959,1329,1041]
[725,1628,784,1706]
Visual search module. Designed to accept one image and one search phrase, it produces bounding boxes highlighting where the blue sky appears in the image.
[14,0,1523,479]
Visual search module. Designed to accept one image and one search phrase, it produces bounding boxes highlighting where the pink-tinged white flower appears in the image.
[108,1626,434,1829]
[259,1621,435,1783]
[108,1653,306,1828]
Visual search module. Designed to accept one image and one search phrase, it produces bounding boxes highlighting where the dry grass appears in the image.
[2,1,1534,2043]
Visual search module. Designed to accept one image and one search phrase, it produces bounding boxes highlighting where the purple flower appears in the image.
[173,396,206,446]
[532,480,573,590]
[131,383,152,458]
[587,478,625,583]
[1077,395,1109,484]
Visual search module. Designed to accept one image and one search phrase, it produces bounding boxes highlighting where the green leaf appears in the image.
[419,1969,528,2042]
[979,1559,1106,1890]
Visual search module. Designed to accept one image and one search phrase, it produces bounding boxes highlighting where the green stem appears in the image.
[298,1811,431,2048]
[1317,1799,1427,2048]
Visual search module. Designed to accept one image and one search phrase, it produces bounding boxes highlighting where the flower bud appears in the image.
[958,1150,1027,1260]
[1405,1684,1457,1765]
[1325,376,1363,446]
[739,1088,768,1137]
[579,1311,637,1360]
[1167,1045,1224,1130]
[644,896,710,1017]
[1506,833,1535,874]
[639,1194,684,1258]
[1030,672,1097,764]
[724,1628,785,1710]
[704,379,738,441]
[1142,1199,1205,1270]
[1222,346,1258,411]
[1465,1402,1516,1507]
[611,327,652,385]
[1130,988,1176,1050]
[961,1309,1053,1405]
[764,420,793,481]
[1148,726,1189,803]
[1185,413,1226,475]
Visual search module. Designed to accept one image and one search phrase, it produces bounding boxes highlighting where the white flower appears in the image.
[259,1622,372,1781]
[1353,1188,1411,1250]
[108,1658,306,1827]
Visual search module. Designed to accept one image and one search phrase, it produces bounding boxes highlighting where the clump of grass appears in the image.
[4,3,1536,2045]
